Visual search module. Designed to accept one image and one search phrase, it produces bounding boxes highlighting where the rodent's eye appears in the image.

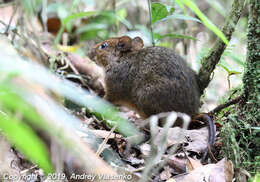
[99,42,108,49]
[117,42,125,49]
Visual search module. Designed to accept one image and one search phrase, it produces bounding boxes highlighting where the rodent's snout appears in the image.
[88,48,96,60]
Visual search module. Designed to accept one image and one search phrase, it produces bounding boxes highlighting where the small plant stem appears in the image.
[147,0,155,46]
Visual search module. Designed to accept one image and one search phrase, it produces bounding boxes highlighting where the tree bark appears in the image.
[221,0,260,176]
[241,0,260,124]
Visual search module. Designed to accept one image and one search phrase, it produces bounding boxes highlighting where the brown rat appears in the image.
[89,36,215,159]
[89,36,200,117]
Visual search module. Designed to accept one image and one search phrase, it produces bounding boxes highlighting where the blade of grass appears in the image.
[156,13,201,24]
[155,33,197,41]
[0,114,53,174]
[176,0,228,44]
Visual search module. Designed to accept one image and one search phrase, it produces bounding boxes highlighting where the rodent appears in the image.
[88,36,215,159]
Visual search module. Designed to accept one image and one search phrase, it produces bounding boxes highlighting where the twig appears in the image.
[147,0,155,46]
[207,143,217,163]
[96,125,117,156]
[210,95,242,114]
[182,147,192,165]
[20,165,38,174]
[5,2,18,35]
[0,19,20,36]
[197,0,245,94]
[130,167,145,173]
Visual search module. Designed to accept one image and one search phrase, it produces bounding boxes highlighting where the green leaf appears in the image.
[62,11,98,26]
[76,23,108,34]
[156,13,201,24]
[0,115,53,174]
[165,5,175,14]
[151,3,169,24]
[155,33,197,41]
[176,0,228,44]
[55,11,98,45]
[0,82,54,173]
[248,173,260,182]
[114,10,132,29]
[116,8,127,20]
[0,84,45,128]
[217,63,241,76]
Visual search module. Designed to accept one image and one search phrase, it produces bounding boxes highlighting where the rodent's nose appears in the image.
[88,48,96,60]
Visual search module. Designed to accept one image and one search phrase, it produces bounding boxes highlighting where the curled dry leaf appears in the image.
[155,127,209,154]
[186,157,203,172]
[181,158,233,182]
[167,155,186,174]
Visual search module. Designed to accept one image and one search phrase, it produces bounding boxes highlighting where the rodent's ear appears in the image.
[132,37,144,51]
[117,36,132,52]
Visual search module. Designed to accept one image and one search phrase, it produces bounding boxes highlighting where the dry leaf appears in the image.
[186,157,203,172]
[140,143,151,157]
[167,155,186,174]
[156,127,209,154]
[166,178,177,182]
[181,158,233,182]
[67,53,104,80]
[160,166,172,181]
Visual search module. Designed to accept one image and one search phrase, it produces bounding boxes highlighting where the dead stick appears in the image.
[210,95,242,114]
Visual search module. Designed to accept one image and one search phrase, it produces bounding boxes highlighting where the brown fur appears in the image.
[88,36,200,118]
[89,36,215,160]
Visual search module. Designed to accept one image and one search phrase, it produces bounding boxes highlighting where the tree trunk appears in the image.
[241,0,260,124]
[224,0,260,177]
[220,0,260,177]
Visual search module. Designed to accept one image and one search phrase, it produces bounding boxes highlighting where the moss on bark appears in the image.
[220,0,260,177]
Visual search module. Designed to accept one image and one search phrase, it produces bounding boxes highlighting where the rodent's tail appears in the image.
[193,113,216,161]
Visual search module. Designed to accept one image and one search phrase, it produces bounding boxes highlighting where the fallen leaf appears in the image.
[156,127,209,154]
[140,143,151,158]
[167,155,186,174]
[186,157,203,172]
[160,166,172,181]
[166,178,177,182]
[181,158,234,182]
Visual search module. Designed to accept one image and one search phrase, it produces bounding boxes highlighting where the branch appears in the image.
[197,0,245,94]
[147,0,155,46]
[210,95,242,114]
